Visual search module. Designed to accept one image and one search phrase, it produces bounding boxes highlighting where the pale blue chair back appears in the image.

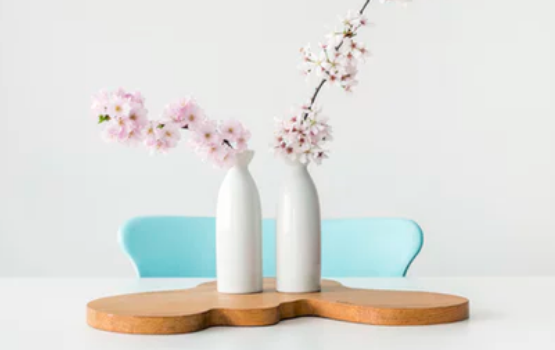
[119,217,423,278]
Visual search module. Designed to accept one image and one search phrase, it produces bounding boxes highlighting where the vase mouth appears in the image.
[234,150,254,167]
[283,157,309,168]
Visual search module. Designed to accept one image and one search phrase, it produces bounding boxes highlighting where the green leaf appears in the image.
[97,115,110,124]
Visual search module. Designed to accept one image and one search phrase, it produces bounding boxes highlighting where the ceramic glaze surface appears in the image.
[216,150,262,294]
[276,162,321,293]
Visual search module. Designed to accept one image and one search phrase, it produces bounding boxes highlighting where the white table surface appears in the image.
[1,277,554,349]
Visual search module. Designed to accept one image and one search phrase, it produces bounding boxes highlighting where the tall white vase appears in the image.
[276,161,321,293]
[216,150,263,294]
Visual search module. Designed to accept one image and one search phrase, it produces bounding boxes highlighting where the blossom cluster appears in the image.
[274,8,373,165]
[273,105,332,165]
[91,88,149,145]
[91,89,251,169]
[299,11,370,93]
[187,116,251,168]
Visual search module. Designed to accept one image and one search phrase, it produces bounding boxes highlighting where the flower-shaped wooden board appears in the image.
[87,278,469,334]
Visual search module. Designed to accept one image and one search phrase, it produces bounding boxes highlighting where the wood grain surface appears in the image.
[87,278,469,334]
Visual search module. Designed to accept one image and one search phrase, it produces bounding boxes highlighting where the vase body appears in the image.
[216,150,262,294]
[276,161,321,293]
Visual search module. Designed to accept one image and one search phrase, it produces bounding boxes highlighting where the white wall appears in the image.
[1,0,554,277]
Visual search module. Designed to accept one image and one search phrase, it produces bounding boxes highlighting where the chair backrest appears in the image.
[120,216,423,278]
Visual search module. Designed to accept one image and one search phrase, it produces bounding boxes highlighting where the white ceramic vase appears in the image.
[216,150,263,294]
[276,161,321,293]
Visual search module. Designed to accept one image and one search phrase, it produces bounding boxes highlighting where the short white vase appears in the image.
[216,150,263,294]
[276,161,321,293]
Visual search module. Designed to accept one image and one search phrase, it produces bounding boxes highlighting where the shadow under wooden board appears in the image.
[87,278,469,334]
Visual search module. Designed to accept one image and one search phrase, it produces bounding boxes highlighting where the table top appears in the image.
[1,277,553,349]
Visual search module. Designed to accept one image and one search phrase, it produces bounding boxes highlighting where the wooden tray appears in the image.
[87,278,469,334]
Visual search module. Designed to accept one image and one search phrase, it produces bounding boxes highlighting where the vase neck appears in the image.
[286,161,309,174]
[233,150,254,169]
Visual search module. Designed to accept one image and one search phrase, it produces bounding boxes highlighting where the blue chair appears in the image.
[119,216,423,278]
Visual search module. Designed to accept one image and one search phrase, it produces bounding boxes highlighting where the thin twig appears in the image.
[223,139,233,148]
[310,79,327,106]
[179,124,234,149]
[303,0,372,119]
[359,0,371,14]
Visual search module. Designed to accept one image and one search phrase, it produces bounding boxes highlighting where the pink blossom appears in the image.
[101,119,126,143]
[194,141,235,169]
[161,97,205,130]
[198,142,222,159]
[189,118,251,168]
[220,119,244,142]
[273,105,331,165]
[218,147,238,169]
[92,89,252,168]
[107,97,131,119]
[235,129,251,152]
[296,8,375,93]
[113,88,145,109]
[208,144,237,169]
[340,10,359,27]
[193,120,220,145]
[127,107,149,130]
[144,121,160,150]
[91,90,110,116]
[155,123,181,150]
[126,127,145,145]
[181,100,205,131]
[128,91,145,106]
[312,150,329,165]
[143,122,181,153]
[187,118,252,168]
[161,103,185,127]
[274,1,408,164]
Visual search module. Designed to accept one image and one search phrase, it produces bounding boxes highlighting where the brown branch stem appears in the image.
[177,124,234,149]
[303,0,371,120]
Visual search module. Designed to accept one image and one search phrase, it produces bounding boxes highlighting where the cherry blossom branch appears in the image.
[275,0,407,165]
[360,0,372,16]
[304,0,372,119]
[309,79,327,107]
[92,89,251,168]
[181,124,235,149]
